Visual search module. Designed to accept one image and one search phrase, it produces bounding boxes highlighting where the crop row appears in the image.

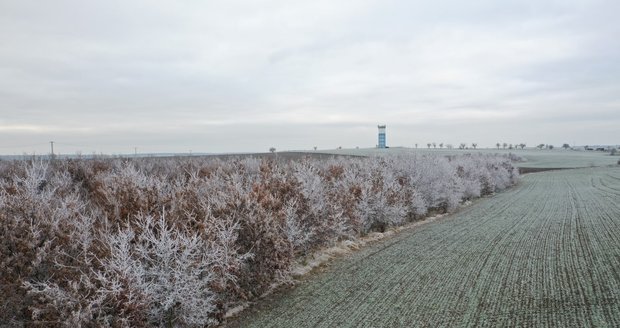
[0,153,518,326]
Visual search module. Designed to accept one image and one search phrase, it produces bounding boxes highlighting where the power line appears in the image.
[0,142,49,149]
[54,142,95,149]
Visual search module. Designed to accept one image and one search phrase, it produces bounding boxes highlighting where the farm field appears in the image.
[228,166,620,327]
[307,147,619,169]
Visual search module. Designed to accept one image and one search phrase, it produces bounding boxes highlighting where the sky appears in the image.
[1,0,619,155]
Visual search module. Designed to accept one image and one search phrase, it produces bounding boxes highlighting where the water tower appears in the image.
[378,125,386,148]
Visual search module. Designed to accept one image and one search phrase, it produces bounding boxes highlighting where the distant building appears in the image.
[378,125,386,148]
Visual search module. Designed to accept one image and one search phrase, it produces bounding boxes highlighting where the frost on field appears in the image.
[0,154,518,326]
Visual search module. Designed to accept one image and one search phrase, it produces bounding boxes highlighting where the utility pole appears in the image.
[50,141,55,159]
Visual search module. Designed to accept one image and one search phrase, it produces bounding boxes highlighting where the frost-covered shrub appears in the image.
[89,161,171,222]
[405,155,464,212]
[0,161,87,325]
[1,153,519,326]
[94,213,234,327]
[20,211,246,326]
[234,161,297,297]
[352,159,408,233]
[291,159,358,246]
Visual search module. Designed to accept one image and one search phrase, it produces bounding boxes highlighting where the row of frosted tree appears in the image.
[0,153,518,326]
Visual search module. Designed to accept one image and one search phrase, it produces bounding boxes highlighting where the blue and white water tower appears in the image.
[378,125,386,148]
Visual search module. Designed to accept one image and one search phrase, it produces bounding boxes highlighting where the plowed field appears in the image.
[228,166,620,327]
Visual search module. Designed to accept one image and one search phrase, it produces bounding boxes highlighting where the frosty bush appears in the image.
[0,153,518,326]
[95,214,224,326]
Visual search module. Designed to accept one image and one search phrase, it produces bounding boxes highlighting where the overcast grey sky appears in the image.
[1,0,618,154]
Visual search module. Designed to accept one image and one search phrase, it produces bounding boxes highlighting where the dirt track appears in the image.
[227,167,620,327]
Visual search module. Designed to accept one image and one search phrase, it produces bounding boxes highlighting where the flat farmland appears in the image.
[307,147,620,168]
[228,166,620,327]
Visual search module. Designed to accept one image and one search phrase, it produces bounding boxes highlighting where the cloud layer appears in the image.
[1,0,619,154]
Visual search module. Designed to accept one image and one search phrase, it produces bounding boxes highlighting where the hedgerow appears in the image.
[0,153,518,326]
